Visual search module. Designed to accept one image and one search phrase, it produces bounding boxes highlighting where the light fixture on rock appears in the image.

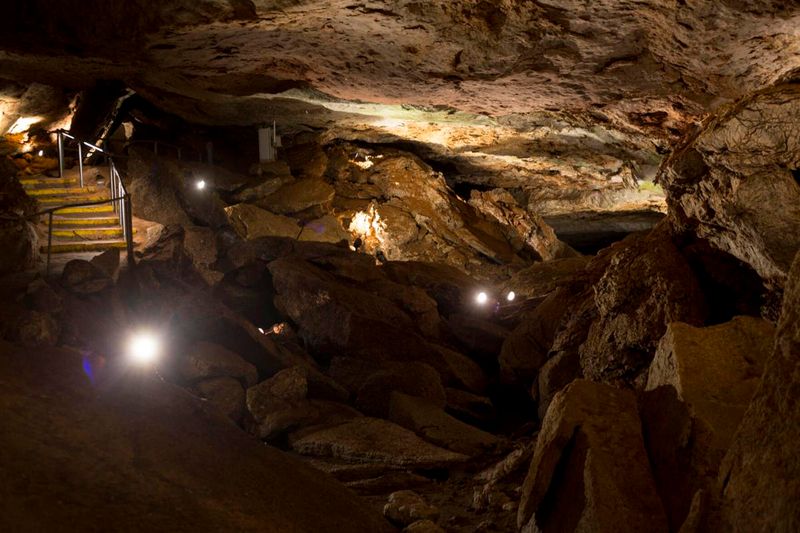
[195,179,207,191]
[475,291,489,305]
[127,331,161,366]
[506,291,516,302]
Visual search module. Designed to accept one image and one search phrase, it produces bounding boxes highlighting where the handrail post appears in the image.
[124,194,135,270]
[46,211,53,277]
[77,142,84,188]
[57,131,64,178]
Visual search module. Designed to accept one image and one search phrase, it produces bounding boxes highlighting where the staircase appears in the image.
[21,169,128,254]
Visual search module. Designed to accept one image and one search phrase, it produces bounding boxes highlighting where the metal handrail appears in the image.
[126,139,204,162]
[49,130,134,276]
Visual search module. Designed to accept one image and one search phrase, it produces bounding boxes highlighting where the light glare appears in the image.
[196,179,206,190]
[507,291,516,302]
[128,332,160,365]
[37,149,44,157]
[476,291,488,305]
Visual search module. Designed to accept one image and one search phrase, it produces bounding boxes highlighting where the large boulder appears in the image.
[268,255,442,365]
[518,380,667,532]
[178,341,258,388]
[661,79,800,292]
[257,178,335,217]
[641,317,775,530]
[388,392,499,456]
[224,203,300,240]
[0,340,392,532]
[579,223,707,386]
[714,251,800,531]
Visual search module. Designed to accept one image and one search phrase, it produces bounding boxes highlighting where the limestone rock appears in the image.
[13,309,59,347]
[388,392,499,456]
[662,80,800,291]
[246,367,316,440]
[383,490,440,527]
[434,344,487,393]
[382,260,478,317]
[448,313,510,363]
[23,278,63,315]
[501,256,590,300]
[257,178,335,216]
[579,223,707,386]
[89,248,120,282]
[445,388,496,425]
[194,376,246,423]
[183,225,222,285]
[60,259,112,294]
[715,251,800,531]
[0,340,392,532]
[518,379,667,532]
[232,173,293,203]
[646,317,775,451]
[290,417,468,468]
[224,203,300,240]
[178,341,258,387]
[500,290,574,385]
[403,519,445,533]
[355,362,446,418]
[298,214,350,244]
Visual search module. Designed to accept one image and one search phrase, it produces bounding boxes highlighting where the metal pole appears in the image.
[77,142,83,188]
[154,141,158,156]
[58,132,64,178]
[124,194,134,270]
[46,211,53,277]
[177,147,182,160]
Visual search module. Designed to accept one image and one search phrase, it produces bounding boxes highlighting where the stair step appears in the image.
[26,187,98,196]
[51,227,123,239]
[38,197,111,208]
[42,240,127,254]
[19,177,78,186]
[55,205,116,215]
[52,216,120,227]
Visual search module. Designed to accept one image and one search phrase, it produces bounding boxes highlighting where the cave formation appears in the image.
[1,2,799,532]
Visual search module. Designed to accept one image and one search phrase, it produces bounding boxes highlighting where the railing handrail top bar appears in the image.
[55,130,109,155]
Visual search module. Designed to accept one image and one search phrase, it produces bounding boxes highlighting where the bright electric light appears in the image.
[127,332,161,365]
[507,291,516,302]
[258,327,266,335]
[476,291,488,305]
[37,149,44,157]
[195,179,206,190]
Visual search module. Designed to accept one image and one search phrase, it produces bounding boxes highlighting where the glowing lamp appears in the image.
[475,291,488,305]
[507,291,516,302]
[195,179,206,191]
[37,149,44,157]
[127,332,161,366]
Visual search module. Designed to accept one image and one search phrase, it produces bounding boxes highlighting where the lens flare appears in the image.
[475,291,488,305]
[196,179,206,190]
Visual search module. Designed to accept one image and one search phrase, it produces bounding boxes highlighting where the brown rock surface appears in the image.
[518,379,667,532]
[224,203,300,240]
[0,340,392,532]
[715,252,800,531]
[388,392,499,456]
[289,417,468,469]
[662,79,800,291]
[179,340,258,387]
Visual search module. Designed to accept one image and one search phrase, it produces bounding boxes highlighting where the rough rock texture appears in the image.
[388,392,499,456]
[661,79,800,291]
[384,490,440,528]
[715,252,800,532]
[0,340,393,533]
[641,317,775,530]
[194,376,246,423]
[225,203,300,240]
[178,340,258,387]
[518,380,667,532]
[578,223,707,386]
[290,417,468,469]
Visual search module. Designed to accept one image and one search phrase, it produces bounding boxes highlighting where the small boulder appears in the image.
[14,309,59,347]
[90,248,120,282]
[179,341,258,387]
[383,490,439,527]
[61,259,111,294]
[355,362,446,418]
[225,203,300,240]
[194,377,246,423]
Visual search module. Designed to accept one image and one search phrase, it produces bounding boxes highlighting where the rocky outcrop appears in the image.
[641,317,775,530]
[714,251,800,531]
[224,203,300,240]
[661,79,800,292]
[518,380,667,532]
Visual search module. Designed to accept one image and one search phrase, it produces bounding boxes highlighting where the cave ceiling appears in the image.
[1,0,799,215]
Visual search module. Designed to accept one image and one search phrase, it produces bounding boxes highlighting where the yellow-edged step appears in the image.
[51,227,124,239]
[19,177,78,187]
[55,205,116,215]
[26,187,97,196]
[42,240,127,253]
[52,216,119,227]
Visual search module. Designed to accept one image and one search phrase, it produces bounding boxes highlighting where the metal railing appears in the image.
[126,139,205,162]
[46,130,134,275]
